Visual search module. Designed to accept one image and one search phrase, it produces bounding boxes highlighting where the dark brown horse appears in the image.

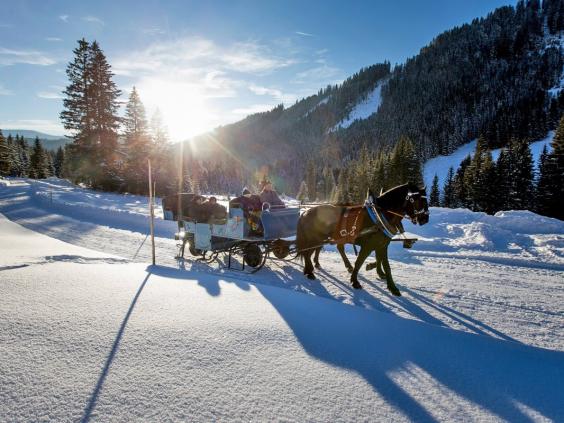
[296,183,429,296]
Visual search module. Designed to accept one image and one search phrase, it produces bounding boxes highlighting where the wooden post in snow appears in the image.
[148,159,156,265]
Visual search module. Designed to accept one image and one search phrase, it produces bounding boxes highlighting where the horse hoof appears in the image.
[306,273,316,280]
[314,263,321,269]
[352,281,363,289]
[366,263,376,271]
[388,286,401,296]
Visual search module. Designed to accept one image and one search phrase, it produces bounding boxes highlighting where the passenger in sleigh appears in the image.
[201,196,227,223]
[230,187,263,236]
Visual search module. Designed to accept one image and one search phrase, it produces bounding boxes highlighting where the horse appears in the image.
[296,183,429,296]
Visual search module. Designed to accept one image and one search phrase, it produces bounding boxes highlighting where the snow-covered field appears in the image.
[1,178,563,421]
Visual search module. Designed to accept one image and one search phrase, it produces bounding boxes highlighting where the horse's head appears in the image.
[405,184,429,225]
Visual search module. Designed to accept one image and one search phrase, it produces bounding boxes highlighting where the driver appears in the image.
[259,180,285,208]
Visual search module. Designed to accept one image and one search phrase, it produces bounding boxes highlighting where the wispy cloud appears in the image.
[248,84,298,104]
[0,24,13,28]
[293,64,342,85]
[114,36,295,77]
[0,119,65,135]
[295,31,314,37]
[45,37,63,42]
[37,91,63,100]
[142,27,165,36]
[0,47,56,66]
[232,104,276,116]
[82,16,104,26]
[59,15,69,23]
[0,84,13,95]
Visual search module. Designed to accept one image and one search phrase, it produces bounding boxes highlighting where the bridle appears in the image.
[380,191,428,224]
[365,188,429,237]
[404,191,429,224]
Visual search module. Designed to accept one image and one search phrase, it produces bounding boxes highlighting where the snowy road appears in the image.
[1,213,563,422]
[0,180,563,353]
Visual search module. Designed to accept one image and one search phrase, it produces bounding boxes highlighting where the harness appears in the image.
[365,191,428,239]
[365,202,399,238]
[332,206,365,244]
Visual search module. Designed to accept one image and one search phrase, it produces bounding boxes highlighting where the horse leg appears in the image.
[314,247,322,269]
[378,245,401,296]
[366,250,386,280]
[365,250,377,271]
[337,244,353,273]
[302,250,316,280]
[350,245,371,290]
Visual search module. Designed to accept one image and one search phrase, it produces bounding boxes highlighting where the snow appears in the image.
[303,96,329,117]
[2,212,564,422]
[424,132,554,193]
[1,178,564,420]
[544,30,564,97]
[402,207,564,269]
[332,81,384,130]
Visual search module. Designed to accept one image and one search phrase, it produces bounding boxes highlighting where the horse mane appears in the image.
[376,183,409,208]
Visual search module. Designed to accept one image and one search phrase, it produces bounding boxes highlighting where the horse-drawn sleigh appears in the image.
[162,193,300,273]
[162,183,429,295]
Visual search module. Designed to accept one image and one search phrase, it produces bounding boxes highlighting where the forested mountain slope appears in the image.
[188,0,564,193]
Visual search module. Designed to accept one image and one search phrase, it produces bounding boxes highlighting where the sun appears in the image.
[138,78,218,141]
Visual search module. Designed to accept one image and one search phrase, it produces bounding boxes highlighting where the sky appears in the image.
[0,0,516,141]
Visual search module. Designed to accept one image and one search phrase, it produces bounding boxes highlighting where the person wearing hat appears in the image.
[260,180,285,208]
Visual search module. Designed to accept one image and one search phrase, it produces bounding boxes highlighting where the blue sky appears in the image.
[0,0,515,141]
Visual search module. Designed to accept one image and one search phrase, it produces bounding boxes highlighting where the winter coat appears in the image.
[259,189,284,207]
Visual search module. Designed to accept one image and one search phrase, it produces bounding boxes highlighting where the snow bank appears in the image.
[29,178,158,217]
[402,207,564,268]
[424,132,554,192]
[1,214,563,422]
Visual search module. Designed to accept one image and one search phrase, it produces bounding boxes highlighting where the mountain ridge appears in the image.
[185,0,564,193]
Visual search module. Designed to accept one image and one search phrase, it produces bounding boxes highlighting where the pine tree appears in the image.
[124,86,150,193]
[479,151,498,214]
[46,151,55,177]
[60,39,121,189]
[537,114,564,219]
[305,160,317,201]
[88,41,121,190]
[442,167,456,208]
[54,147,65,177]
[29,138,48,179]
[6,135,21,177]
[351,145,372,202]
[388,136,422,187]
[296,180,309,202]
[429,174,440,206]
[371,153,386,192]
[16,136,30,177]
[149,109,174,195]
[0,130,11,176]
[454,155,472,208]
[321,166,335,201]
[332,168,351,204]
[60,39,92,136]
[507,139,534,210]
[495,147,512,211]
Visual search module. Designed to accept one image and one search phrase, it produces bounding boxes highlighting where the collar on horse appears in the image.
[365,201,401,239]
